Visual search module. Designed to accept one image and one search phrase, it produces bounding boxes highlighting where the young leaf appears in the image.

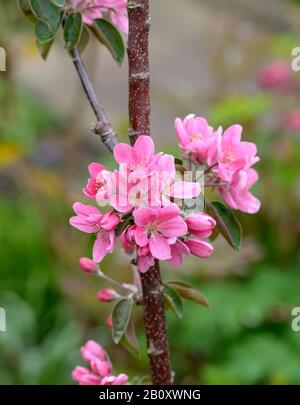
[64,12,83,49]
[77,25,90,55]
[18,0,37,23]
[206,201,242,250]
[35,20,54,44]
[163,285,183,318]
[112,297,133,344]
[29,0,62,34]
[166,281,210,308]
[91,19,125,64]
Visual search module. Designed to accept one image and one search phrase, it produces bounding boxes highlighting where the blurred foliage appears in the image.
[0,0,300,386]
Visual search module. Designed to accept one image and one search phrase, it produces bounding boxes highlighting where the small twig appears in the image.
[70,47,118,153]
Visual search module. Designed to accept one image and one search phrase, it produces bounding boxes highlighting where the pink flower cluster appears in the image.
[175,115,261,214]
[72,340,128,385]
[70,135,216,273]
[66,0,128,33]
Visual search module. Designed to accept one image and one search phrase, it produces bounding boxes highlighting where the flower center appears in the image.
[146,221,159,235]
[189,132,203,141]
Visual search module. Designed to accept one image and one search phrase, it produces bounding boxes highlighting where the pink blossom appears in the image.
[175,114,217,162]
[216,125,259,182]
[185,213,216,238]
[97,288,119,302]
[70,203,120,262]
[113,135,162,180]
[282,109,300,132]
[168,239,190,266]
[133,205,188,261]
[220,168,261,214]
[184,238,214,258]
[66,0,128,33]
[72,340,128,385]
[80,340,106,363]
[258,60,293,92]
[79,257,98,274]
[83,162,112,200]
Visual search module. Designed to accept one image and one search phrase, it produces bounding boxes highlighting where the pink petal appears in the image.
[133,206,158,227]
[132,135,154,166]
[113,143,134,165]
[170,181,201,199]
[135,226,149,247]
[149,234,171,260]
[138,255,155,273]
[159,217,187,238]
[88,162,106,178]
[69,216,95,233]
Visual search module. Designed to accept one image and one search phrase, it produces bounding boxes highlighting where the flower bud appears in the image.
[79,257,98,274]
[97,289,119,302]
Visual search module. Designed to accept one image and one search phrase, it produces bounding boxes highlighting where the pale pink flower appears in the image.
[175,114,217,162]
[79,257,98,274]
[216,125,259,182]
[97,288,119,302]
[220,168,261,214]
[133,205,187,261]
[185,213,216,238]
[70,203,120,263]
[80,340,106,363]
[258,60,293,92]
[184,238,214,258]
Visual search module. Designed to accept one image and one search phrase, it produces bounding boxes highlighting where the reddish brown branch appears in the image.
[127,0,173,385]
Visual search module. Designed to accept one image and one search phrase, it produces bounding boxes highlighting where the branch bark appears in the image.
[127,0,173,385]
[70,47,118,153]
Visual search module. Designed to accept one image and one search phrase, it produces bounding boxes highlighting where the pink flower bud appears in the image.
[185,213,216,238]
[97,289,118,302]
[101,373,128,385]
[79,373,102,385]
[79,257,98,274]
[80,340,106,363]
[90,359,112,377]
[185,238,214,258]
[258,60,293,92]
[137,245,150,257]
[71,366,90,383]
[106,315,113,328]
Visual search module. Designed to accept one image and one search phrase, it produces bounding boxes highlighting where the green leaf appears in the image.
[36,38,54,60]
[112,297,133,344]
[18,0,37,23]
[77,25,90,55]
[91,19,125,64]
[164,285,183,318]
[167,281,210,308]
[64,12,83,49]
[206,201,242,250]
[29,0,62,34]
[50,0,65,6]
[120,318,140,358]
[35,20,54,44]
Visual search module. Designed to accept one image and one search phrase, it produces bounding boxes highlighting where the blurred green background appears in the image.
[1,0,300,384]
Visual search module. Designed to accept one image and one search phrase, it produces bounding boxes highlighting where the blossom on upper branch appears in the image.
[66,0,128,33]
